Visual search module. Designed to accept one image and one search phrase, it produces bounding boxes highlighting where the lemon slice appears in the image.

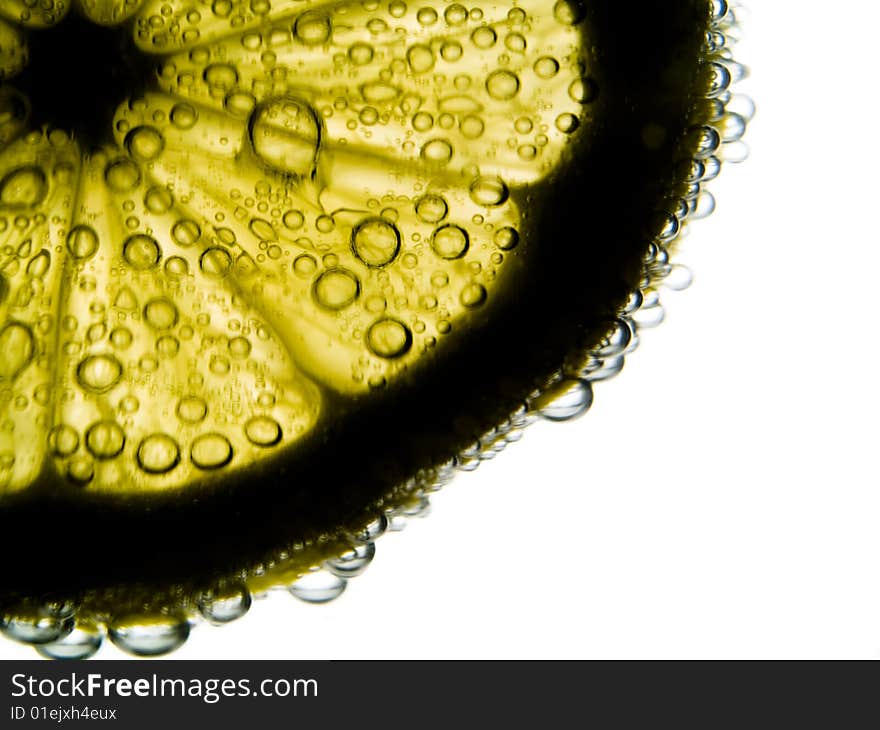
[0,0,739,656]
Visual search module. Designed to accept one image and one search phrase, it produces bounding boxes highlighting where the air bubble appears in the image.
[294,10,331,45]
[486,69,520,100]
[415,194,448,223]
[200,247,233,277]
[244,415,282,446]
[469,176,509,207]
[493,226,519,250]
[431,224,469,259]
[534,378,593,421]
[0,166,48,208]
[198,584,252,624]
[0,321,34,380]
[125,126,165,161]
[191,433,233,469]
[312,267,360,310]
[326,542,376,577]
[421,138,454,163]
[76,354,123,393]
[36,624,103,660]
[143,297,178,330]
[249,97,321,178]
[48,424,79,457]
[171,218,201,246]
[104,158,141,192]
[289,570,347,603]
[85,420,125,459]
[109,616,190,657]
[366,317,412,359]
[351,218,401,268]
[177,395,208,423]
[122,234,161,270]
[66,224,99,260]
[137,433,180,474]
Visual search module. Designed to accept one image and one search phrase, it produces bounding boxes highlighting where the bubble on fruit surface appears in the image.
[312,268,360,310]
[421,138,453,164]
[493,226,519,250]
[200,247,232,277]
[486,70,520,100]
[104,158,141,192]
[0,611,74,645]
[326,541,376,577]
[191,433,233,470]
[415,194,448,223]
[249,97,321,177]
[351,218,401,268]
[125,126,165,161]
[177,395,208,424]
[85,420,125,460]
[431,224,469,260]
[171,218,200,247]
[109,616,190,657]
[76,354,123,393]
[0,321,34,380]
[289,570,347,604]
[366,318,412,359]
[137,433,181,474]
[36,624,103,660]
[66,224,99,260]
[469,176,509,207]
[244,416,282,447]
[0,166,48,209]
[48,424,79,457]
[123,234,161,270]
[170,102,198,129]
[294,10,331,45]
[534,378,594,421]
[143,297,178,330]
[198,584,252,624]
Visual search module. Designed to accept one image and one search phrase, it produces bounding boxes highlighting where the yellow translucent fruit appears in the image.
[0,0,592,498]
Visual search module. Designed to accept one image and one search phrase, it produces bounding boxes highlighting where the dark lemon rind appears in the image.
[0,1,744,651]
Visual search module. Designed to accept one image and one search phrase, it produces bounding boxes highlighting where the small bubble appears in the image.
[471,26,497,49]
[171,219,201,247]
[0,165,48,208]
[486,69,520,100]
[351,218,401,268]
[569,76,598,103]
[533,56,560,79]
[67,457,95,485]
[244,415,282,446]
[85,420,126,459]
[460,282,487,308]
[109,327,133,349]
[289,570,347,603]
[125,126,165,161]
[76,354,123,394]
[122,234,161,270]
[48,424,79,457]
[143,297,179,330]
[144,185,174,214]
[170,103,198,129]
[199,247,233,277]
[104,158,141,193]
[191,433,233,470]
[469,176,509,207]
[415,194,448,223]
[555,112,580,134]
[312,268,360,310]
[366,318,412,359]
[66,225,99,260]
[177,395,208,423]
[493,226,519,250]
[198,584,252,624]
[421,138,453,164]
[109,617,190,657]
[164,256,189,277]
[431,224,469,260]
[137,433,180,474]
[294,10,331,45]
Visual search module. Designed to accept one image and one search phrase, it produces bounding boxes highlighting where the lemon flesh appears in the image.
[0,0,713,604]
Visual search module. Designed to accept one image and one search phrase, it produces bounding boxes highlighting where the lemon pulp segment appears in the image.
[0,1,715,607]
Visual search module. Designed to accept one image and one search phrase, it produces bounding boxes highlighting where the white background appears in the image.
[3,1,880,660]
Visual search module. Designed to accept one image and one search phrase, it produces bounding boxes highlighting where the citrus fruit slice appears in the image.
[0,0,746,657]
